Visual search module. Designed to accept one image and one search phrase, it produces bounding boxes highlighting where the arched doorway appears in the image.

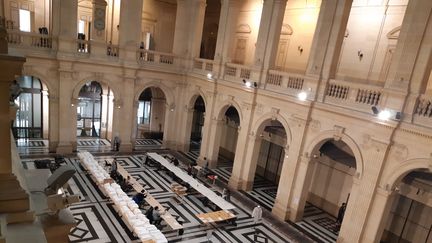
[12,76,49,140]
[380,170,432,243]
[76,81,103,137]
[296,139,357,242]
[135,87,166,144]
[244,119,287,210]
[189,96,205,152]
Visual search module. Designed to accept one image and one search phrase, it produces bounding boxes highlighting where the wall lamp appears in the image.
[298,45,303,54]
[358,50,364,60]
[297,91,308,101]
[371,106,401,121]
[242,79,257,88]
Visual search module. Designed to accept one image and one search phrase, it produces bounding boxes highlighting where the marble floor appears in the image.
[17,138,340,243]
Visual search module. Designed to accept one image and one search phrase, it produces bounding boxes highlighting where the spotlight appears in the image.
[395,112,401,120]
[371,106,379,115]
[242,79,257,88]
[207,73,213,80]
[378,110,391,120]
[297,91,307,101]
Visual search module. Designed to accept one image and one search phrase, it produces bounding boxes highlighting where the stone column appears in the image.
[337,140,390,243]
[286,153,317,222]
[179,107,195,152]
[100,94,108,139]
[213,0,241,78]
[238,133,262,191]
[56,70,76,154]
[228,124,249,189]
[197,91,216,163]
[271,146,292,220]
[205,118,224,168]
[0,55,25,173]
[48,94,59,153]
[360,187,395,243]
[172,0,207,68]
[384,0,432,118]
[57,0,78,53]
[251,0,287,83]
[118,0,144,61]
[42,90,49,139]
[115,75,134,152]
[305,0,352,101]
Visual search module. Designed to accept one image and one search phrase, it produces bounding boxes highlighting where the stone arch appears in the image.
[251,112,292,145]
[214,99,243,124]
[20,69,55,94]
[236,24,251,34]
[187,90,207,110]
[72,76,120,100]
[383,158,431,189]
[134,81,175,108]
[387,26,401,39]
[280,24,293,35]
[305,130,364,179]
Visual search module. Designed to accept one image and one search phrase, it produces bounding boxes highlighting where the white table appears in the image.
[148,153,236,210]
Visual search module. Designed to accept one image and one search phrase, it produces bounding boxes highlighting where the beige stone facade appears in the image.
[1,0,432,242]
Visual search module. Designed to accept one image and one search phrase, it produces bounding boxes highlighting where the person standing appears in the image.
[252,205,262,225]
[337,203,347,225]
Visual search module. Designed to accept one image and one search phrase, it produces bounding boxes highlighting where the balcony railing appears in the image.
[413,94,432,128]
[137,49,175,65]
[193,58,214,74]
[106,43,119,57]
[77,39,90,53]
[224,63,251,82]
[264,70,307,97]
[325,79,383,112]
[7,30,53,49]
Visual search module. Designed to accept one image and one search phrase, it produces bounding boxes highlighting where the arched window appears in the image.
[13,76,43,138]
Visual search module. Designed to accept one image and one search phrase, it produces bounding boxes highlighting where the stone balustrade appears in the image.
[137,49,175,66]
[224,62,251,83]
[106,43,119,57]
[413,94,432,128]
[7,30,53,49]
[77,39,90,53]
[325,79,384,113]
[193,58,214,74]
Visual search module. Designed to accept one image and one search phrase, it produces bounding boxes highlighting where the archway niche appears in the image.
[199,0,221,59]
[380,169,432,243]
[189,95,205,152]
[136,87,166,141]
[12,75,49,140]
[297,139,357,241]
[76,81,114,140]
[245,119,288,209]
[211,106,240,170]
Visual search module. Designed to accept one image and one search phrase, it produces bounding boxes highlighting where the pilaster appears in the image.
[118,0,144,62]
[252,0,287,84]
[57,0,78,54]
[305,0,352,101]
[213,0,241,78]
[56,69,76,154]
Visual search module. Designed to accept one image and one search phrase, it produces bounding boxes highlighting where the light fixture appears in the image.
[71,103,75,107]
[358,50,363,60]
[297,91,307,101]
[207,73,213,80]
[378,110,391,120]
[372,106,401,121]
[298,46,303,54]
[242,79,257,88]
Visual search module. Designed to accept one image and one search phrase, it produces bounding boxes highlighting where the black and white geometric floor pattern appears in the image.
[20,153,294,243]
[77,138,112,153]
[135,139,163,150]
[16,139,50,155]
